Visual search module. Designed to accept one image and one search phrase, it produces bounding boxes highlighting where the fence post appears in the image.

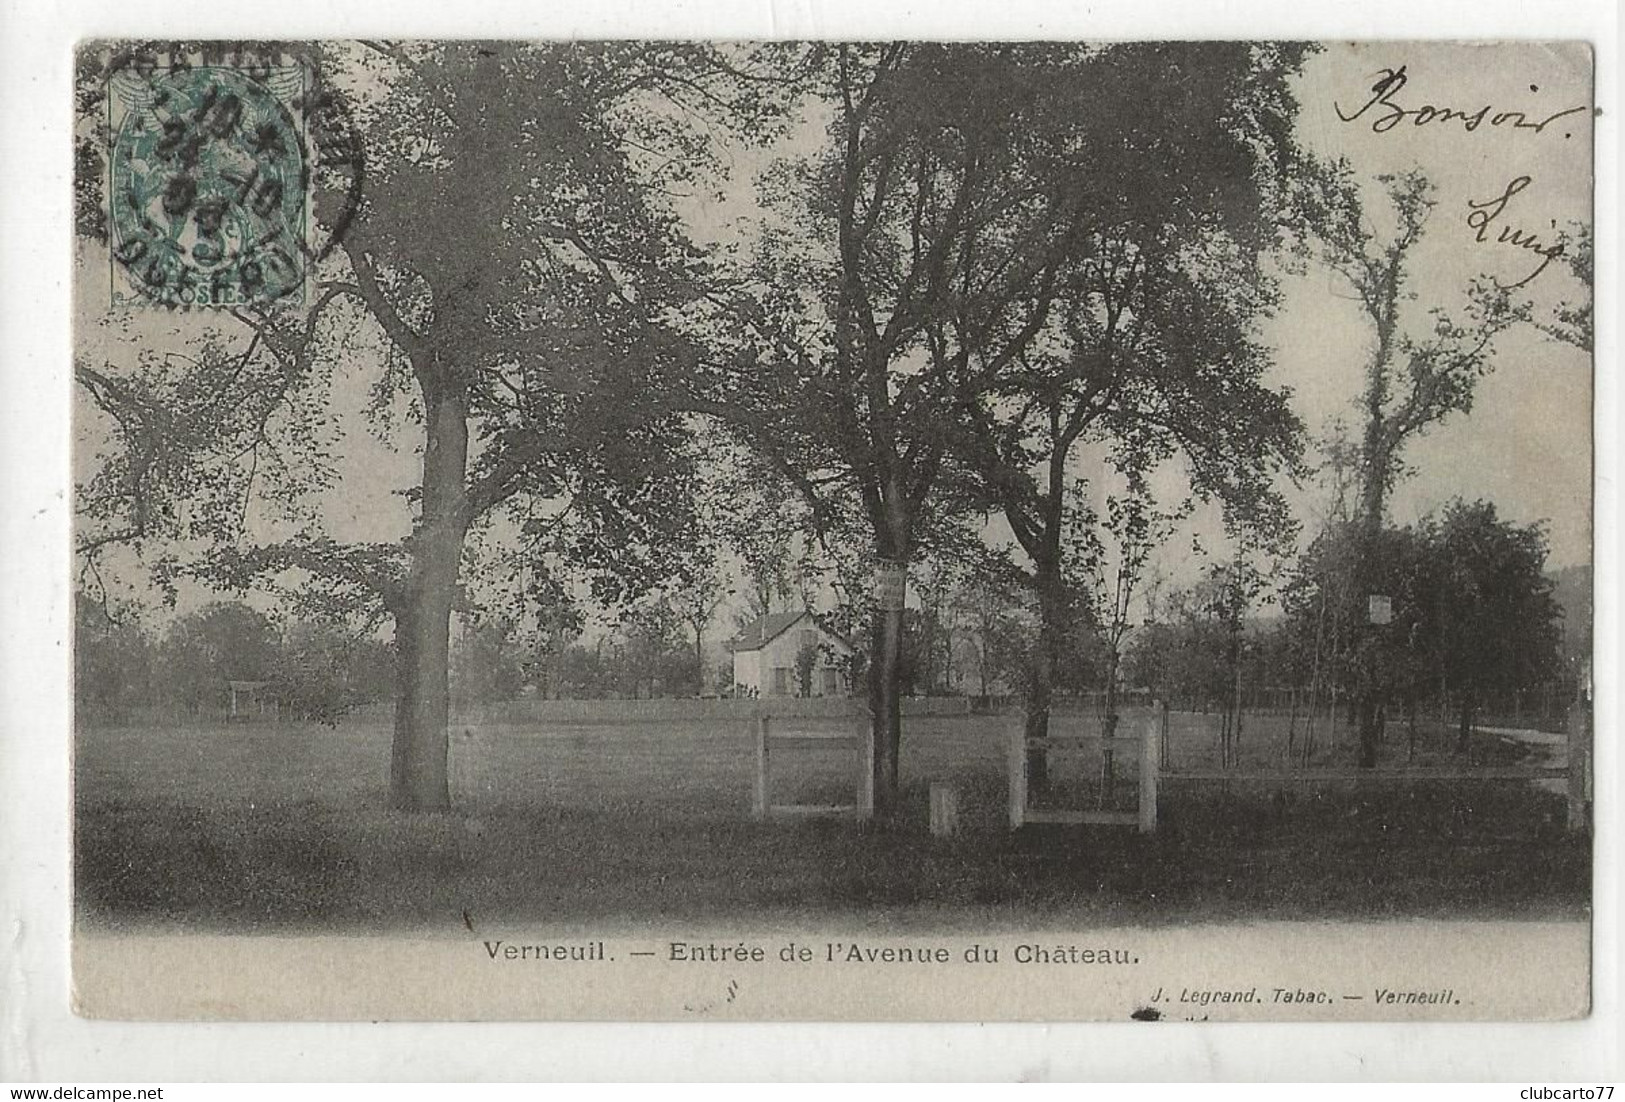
[1159,698,1171,770]
[930,783,960,837]
[753,712,770,819]
[1138,705,1159,834]
[858,716,876,821]
[1566,702,1589,835]
[1007,718,1027,830]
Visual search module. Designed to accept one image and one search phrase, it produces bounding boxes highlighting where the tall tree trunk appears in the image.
[1222,616,1242,768]
[865,479,914,815]
[390,392,469,812]
[1103,648,1120,737]
[1357,695,1381,768]
[1101,645,1121,800]
[1026,553,1068,794]
[869,604,904,813]
[391,547,458,810]
[1353,428,1389,770]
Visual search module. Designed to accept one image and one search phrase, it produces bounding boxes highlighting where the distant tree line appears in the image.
[455,599,702,704]
[75,596,393,724]
[1124,499,1580,758]
[457,491,1582,738]
[78,484,1580,753]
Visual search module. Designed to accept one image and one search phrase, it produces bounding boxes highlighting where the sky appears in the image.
[74,40,1596,633]
[1270,42,1593,563]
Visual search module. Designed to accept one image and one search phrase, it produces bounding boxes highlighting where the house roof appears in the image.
[728,610,814,653]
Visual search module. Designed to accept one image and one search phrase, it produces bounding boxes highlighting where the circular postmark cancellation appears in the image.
[107,57,313,308]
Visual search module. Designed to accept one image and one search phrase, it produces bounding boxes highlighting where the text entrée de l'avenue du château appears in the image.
[666,942,1139,965]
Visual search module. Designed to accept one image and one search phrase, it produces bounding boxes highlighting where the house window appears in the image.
[773,667,791,695]
[798,629,816,650]
[821,667,839,695]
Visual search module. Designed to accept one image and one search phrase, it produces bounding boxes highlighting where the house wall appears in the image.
[732,648,762,694]
[741,621,854,697]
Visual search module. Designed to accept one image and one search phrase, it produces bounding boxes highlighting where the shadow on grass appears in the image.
[75,765,1591,934]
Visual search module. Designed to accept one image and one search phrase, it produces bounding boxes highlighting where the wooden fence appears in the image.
[1007,701,1592,836]
[452,695,974,725]
[1007,711,1160,832]
[751,712,875,821]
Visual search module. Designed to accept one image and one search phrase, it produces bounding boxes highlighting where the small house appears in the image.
[729,611,854,698]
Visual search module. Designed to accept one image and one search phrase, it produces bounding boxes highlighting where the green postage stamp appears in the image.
[107,57,309,307]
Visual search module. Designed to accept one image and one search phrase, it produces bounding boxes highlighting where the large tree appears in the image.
[75,42,784,808]
[1422,501,1562,752]
[711,42,1312,811]
[1284,501,1561,758]
[1301,168,1524,765]
[705,44,1065,806]
[947,111,1307,774]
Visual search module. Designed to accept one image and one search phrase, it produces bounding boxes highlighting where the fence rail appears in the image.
[752,712,875,821]
[1007,701,1592,836]
[453,695,974,725]
[1007,712,1160,833]
[1162,765,1567,782]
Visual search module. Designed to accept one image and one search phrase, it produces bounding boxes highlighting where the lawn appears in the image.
[73,707,1591,932]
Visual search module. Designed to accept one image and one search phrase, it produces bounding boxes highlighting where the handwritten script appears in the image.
[1466,176,1565,289]
[1337,65,1587,136]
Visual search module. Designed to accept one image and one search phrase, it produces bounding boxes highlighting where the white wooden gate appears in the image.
[752,712,875,821]
[1008,706,1159,833]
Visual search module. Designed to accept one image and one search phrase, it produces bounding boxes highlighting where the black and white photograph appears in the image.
[63,36,1596,1022]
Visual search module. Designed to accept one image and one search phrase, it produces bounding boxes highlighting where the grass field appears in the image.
[74,707,1591,932]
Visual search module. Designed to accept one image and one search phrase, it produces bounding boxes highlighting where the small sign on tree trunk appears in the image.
[873,560,907,611]
[1368,594,1393,625]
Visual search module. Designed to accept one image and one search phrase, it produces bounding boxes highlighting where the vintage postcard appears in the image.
[69,39,1594,1021]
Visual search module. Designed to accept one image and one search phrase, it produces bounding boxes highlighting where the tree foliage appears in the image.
[1281,501,1562,753]
[75,42,790,807]
[1537,222,1593,352]
[74,594,394,723]
[1422,501,1562,745]
[1300,168,1523,532]
[707,42,1316,804]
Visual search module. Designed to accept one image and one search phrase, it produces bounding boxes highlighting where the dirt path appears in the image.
[1476,725,1566,794]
